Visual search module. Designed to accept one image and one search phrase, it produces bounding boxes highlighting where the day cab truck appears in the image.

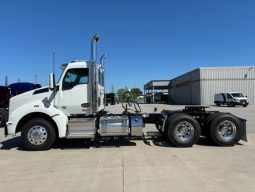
[5,35,247,150]
[214,92,249,107]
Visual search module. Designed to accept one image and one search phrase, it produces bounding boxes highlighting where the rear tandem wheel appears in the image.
[165,113,201,147]
[209,113,242,146]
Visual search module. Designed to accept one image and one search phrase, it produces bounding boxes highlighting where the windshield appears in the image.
[231,93,244,98]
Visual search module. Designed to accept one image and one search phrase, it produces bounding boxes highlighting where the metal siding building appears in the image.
[169,66,255,105]
[144,80,170,103]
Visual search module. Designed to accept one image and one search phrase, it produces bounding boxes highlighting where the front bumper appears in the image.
[5,122,15,137]
[234,101,249,106]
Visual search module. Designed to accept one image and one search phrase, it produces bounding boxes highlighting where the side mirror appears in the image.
[49,73,56,91]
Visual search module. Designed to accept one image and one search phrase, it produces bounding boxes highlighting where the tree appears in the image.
[130,88,143,98]
[117,87,143,102]
[117,88,128,102]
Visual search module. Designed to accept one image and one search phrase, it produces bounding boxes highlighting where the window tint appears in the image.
[227,94,232,99]
[231,93,244,97]
[62,68,89,90]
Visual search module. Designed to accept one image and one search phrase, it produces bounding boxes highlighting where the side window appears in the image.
[62,68,89,90]
[227,94,232,99]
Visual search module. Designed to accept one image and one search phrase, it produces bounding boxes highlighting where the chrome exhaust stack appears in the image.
[91,34,100,115]
[100,54,106,106]
[91,34,99,62]
[100,54,106,66]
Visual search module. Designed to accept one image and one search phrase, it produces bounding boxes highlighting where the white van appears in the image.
[214,92,249,107]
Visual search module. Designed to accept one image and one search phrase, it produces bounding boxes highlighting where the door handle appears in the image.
[81,103,90,108]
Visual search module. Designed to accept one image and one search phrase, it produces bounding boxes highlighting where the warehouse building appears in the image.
[144,80,170,103]
[168,66,255,105]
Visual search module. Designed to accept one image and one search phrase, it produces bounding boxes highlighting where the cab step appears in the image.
[67,118,96,139]
[67,127,96,139]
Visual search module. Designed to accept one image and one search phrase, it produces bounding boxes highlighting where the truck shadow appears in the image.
[145,132,217,147]
[54,138,137,150]
[0,136,25,150]
[209,105,245,108]
[0,135,242,150]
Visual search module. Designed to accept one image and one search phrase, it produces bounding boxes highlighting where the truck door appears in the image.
[226,93,233,103]
[56,68,91,116]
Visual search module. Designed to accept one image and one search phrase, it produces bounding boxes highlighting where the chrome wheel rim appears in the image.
[175,121,195,142]
[216,120,237,142]
[28,126,48,145]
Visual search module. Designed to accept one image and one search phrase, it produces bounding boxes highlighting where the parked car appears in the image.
[214,92,249,107]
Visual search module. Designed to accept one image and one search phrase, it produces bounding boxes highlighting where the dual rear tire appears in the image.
[209,113,241,146]
[165,113,242,147]
[165,113,201,147]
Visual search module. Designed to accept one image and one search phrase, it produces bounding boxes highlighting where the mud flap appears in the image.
[239,118,247,142]
[4,125,8,137]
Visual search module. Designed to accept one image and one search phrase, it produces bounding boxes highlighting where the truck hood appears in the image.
[9,86,54,114]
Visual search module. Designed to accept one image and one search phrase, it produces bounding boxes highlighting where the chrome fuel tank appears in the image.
[99,115,129,136]
[130,116,144,137]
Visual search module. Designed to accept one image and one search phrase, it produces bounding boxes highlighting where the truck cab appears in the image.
[5,58,108,149]
[55,60,105,116]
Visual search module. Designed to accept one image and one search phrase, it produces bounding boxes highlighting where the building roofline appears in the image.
[170,68,200,81]
[198,66,255,70]
[170,66,255,81]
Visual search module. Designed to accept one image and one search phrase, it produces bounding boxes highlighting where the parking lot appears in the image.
[0,104,255,192]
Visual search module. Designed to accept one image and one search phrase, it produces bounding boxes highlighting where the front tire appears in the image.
[21,118,56,151]
[166,113,201,147]
[209,113,241,146]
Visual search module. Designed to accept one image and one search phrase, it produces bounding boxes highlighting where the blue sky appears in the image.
[0,0,255,92]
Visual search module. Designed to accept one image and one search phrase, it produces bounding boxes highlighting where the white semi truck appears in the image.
[5,35,247,150]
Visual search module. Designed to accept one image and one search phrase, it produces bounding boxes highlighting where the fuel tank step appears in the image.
[67,127,96,139]
[67,118,96,139]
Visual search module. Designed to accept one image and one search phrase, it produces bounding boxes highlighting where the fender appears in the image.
[7,100,68,138]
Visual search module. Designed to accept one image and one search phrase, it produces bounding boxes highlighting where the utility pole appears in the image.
[53,50,56,74]
[5,76,8,86]
[111,84,115,93]
[34,74,38,84]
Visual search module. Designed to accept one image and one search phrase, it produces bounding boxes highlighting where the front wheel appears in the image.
[210,113,241,146]
[21,118,56,151]
[166,113,201,147]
